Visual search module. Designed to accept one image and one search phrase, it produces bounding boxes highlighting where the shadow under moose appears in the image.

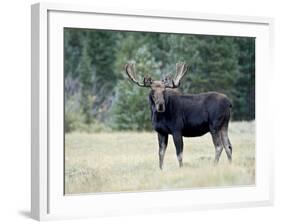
[124,63,233,170]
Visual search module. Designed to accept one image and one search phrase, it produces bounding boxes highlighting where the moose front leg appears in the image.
[158,133,168,170]
[172,133,183,167]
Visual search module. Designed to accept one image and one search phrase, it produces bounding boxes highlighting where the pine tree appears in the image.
[79,39,94,124]
[232,37,255,120]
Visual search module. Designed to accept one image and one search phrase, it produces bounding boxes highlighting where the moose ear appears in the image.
[143,76,153,86]
[162,74,174,87]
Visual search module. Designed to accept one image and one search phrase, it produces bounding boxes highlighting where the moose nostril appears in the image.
[158,104,164,111]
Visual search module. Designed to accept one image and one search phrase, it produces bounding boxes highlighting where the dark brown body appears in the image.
[149,91,233,169]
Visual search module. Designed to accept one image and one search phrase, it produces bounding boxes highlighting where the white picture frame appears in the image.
[31,2,274,221]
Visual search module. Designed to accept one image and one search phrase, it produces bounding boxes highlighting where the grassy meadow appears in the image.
[64,121,255,194]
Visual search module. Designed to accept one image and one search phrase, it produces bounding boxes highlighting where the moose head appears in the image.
[124,63,189,112]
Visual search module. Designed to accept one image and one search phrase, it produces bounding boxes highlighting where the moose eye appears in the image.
[150,91,155,99]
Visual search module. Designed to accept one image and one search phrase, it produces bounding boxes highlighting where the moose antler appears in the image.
[124,63,152,87]
[163,63,189,88]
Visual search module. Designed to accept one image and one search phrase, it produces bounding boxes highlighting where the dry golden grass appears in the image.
[65,121,255,194]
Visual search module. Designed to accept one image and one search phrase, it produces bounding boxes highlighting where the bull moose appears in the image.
[124,63,233,169]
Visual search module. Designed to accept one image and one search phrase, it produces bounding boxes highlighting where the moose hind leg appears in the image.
[211,131,224,164]
[220,127,232,162]
[172,133,183,167]
[158,133,168,169]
